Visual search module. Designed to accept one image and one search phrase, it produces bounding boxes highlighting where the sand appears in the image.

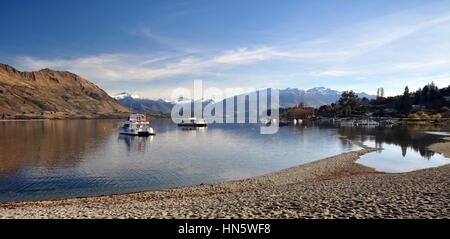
[0,140,448,219]
[428,140,450,158]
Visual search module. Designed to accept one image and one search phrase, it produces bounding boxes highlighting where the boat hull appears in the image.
[138,131,154,136]
[119,128,155,136]
[177,123,207,127]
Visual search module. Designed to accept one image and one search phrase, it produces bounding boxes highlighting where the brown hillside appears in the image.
[0,63,129,119]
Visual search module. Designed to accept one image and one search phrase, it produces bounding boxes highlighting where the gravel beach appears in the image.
[0,140,448,219]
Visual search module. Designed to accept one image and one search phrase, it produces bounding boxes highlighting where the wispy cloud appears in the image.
[132,27,206,54]
[355,14,450,49]
[212,47,276,64]
[393,59,450,71]
[17,44,350,82]
[310,70,356,77]
[12,4,450,98]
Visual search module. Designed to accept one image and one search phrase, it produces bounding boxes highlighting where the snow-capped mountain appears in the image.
[279,87,375,107]
[112,92,174,113]
[113,88,376,113]
[112,92,141,100]
[160,96,218,104]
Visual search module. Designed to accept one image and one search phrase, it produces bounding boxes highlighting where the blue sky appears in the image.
[1,0,450,99]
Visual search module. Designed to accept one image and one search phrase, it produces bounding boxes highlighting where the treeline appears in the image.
[281,83,450,119]
[280,102,315,120]
[316,83,450,118]
[379,83,450,114]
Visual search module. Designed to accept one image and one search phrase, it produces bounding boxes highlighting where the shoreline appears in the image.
[428,138,450,158]
[0,117,125,122]
[0,114,171,122]
[0,139,448,218]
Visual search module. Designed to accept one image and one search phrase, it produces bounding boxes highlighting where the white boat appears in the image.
[340,120,356,127]
[359,119,380,126]
[119,114,155,136]
[178,117,207,127]
[260,118,270,125]
[381,119,393,125]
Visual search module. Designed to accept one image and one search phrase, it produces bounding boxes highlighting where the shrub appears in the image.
[432,113,442,120]
[408,113,420,119]
[421,113,430,119]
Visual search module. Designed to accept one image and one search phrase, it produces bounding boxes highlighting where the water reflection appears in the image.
[335,126,444,159]
[0,119,448,202]
[0,119,355,202]
[0,120,119,175]
[118,135,155,152]
[327,124,449,173]
[179,126,208,134]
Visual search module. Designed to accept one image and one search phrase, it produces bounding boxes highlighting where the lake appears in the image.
[0,119,448,202]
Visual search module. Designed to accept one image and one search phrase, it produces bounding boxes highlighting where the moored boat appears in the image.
[178,117,207,127]
[340,119,357,127]
[119,114,155,136]
[358,119,380,126]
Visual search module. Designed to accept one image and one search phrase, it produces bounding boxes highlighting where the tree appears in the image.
[377,87,384,99]
[343,105,352,117]
[338,91,360,116]
[317,105,335,117]
[399,86,412,114]
[360,97,370,113]
[289,107,314,119]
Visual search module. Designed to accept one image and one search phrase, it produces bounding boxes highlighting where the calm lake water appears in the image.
[0,119,448,202]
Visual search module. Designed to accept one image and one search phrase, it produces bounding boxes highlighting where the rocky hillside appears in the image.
[0,64,129,119]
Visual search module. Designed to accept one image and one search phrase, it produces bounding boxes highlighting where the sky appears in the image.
[1,0,450,99]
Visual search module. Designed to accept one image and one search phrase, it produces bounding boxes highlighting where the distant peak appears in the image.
[112,92,140,100]
[281,88,305,92]
[306,87,339,94]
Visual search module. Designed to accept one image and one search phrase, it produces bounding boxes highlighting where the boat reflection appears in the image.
[180,126,207,132]
[118,134,155,152]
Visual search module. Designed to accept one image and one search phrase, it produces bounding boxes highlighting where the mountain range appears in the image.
[0,63,376,119]
[114,88,375,113]
[0,64,129,119]
[113,92,174,113]
[279,87,375,108]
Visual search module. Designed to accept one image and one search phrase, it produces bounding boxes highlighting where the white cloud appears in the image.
[212,47,275,64]
[17,45,347,82]
[17,54,210,82]
[310,70,356,77]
